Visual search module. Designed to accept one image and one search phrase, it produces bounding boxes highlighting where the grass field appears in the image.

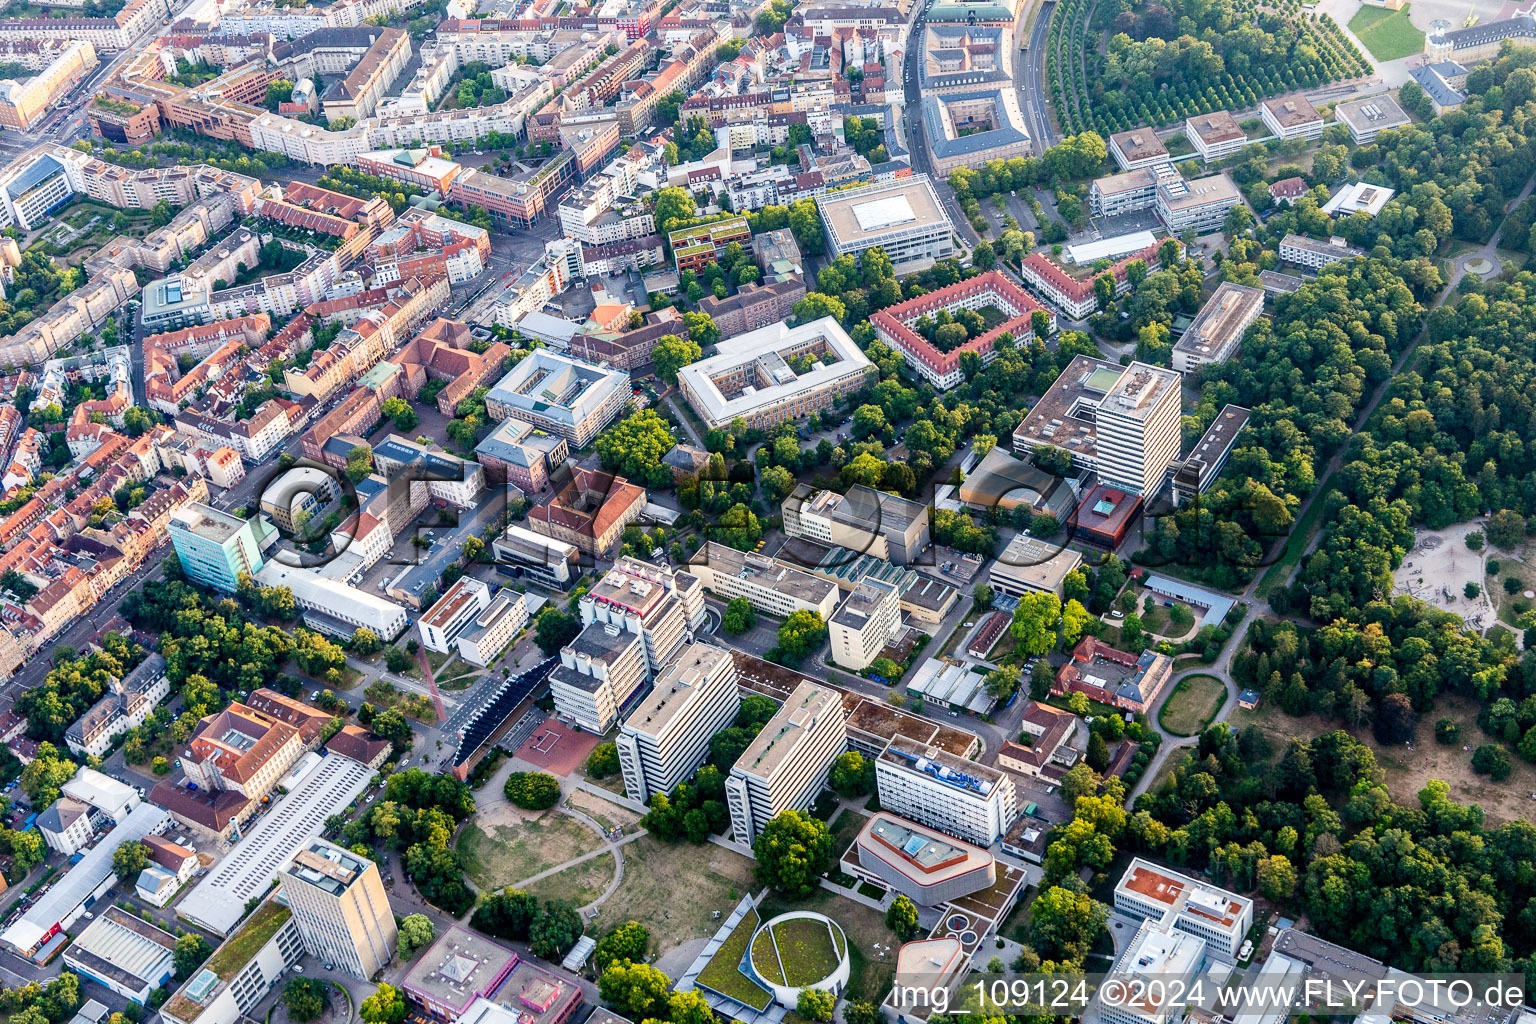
[697,908,772,1009]
[456,813,605,890]
[524,851,613,906]
[589,837,759,956]
[757,889,897,1003]
[1157,674,1228,736]
[1259,483,1336,599]
[1347,5,1425,61]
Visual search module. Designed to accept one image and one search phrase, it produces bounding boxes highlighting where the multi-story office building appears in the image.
[1172,405,1250,506]
[0,40,97,131]
[550,623,647,733]
[725,681,846,841]
[259,466,341,534]
[1012,357,1181,498]
[1334,94,1410,144]
[1184,110,1246,163]
[852,812,997,906]
[817,175,956,271]
[1260,92,1323,141]
[169,503,277,593]
[370,434,485,509]
[158,898,306,1024]
[874,735,1016,845]
[418,577,492,654]
[490,525,579,589]
[829,577,902,671]
[579,556,705,674]
[1088,168,1157,219]
[781,483,931,564]
[255,563,410,641]
[1278,232,1365,269]
[676,317,876,432]
[1170,282,1264,373]
[278,839,397,981]
[64,653,170,758]
[1113,858,1252,958]
[696,278,807,339]
[688,542,841,619]
[1101,921,1207,1024]
[616,641,739,802]
[1155,173,1242,234]
[455,591,529,667]
[484,350,629,449]
[1108,127,1169,171]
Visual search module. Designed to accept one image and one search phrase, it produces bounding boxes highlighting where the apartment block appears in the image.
[688,542,841,619]
[829,577,902,671]
[418,577,492,654]
[579,556,705,674]
[278,839,397,981]
[616,641,739,803]
[725,681,847,842]
[1113,858,1252,958]
[1170,282,1264,373]
[874,734,1016,845]
[550,623,647,733]
[667,216,751,274]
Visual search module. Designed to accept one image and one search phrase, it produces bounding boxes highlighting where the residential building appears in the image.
[37,797,93,856]
[676,317,876,431]
[725,680,846,841]
[1278,232,1364,269]
[781,483,931,565]
[851,812,996,906]
[255,563,410,641]
[616,641,739,803]
[874,734,1015,845]
[158,899,306,1024]
[667,216,751,273]
[418,577,492,654]
[1108,127,1169,170]
[527,468,647,558]
[455,591,528,667]
[1333,94,1410,143]
[817,175,956,271]
[1260,92,1323,141]
[869,270,1049,390]
[1113,858,1252,958]
[1184,110,1245,163]
[64,653,169,758]
[278,838,397,981]
[144,834,199,884]
[579,556,704,674]
[688,542,841,619]
[1012,357,1182,497]
[1269,177,1309,205]
[1170,282,1264,373]
[829,577,902,671]
[550,623,647,733]
[168,503,277,593]
[1019,241,1174,320]
[987,534,1083,599]
[485,350,629,448]
[1171,405,1250,506]
[0,40,97,131]
[63,908,177,1002]
[180,703,306,806]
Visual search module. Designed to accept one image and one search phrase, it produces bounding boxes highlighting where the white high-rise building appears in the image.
[278,838,397,981]
[874,735,1016,845]
[550,623,648,733]
[1092,362,1182,497]
[725,681,846,842]
[1113,858,1253,958]
[616,642,739,802]
[829,577,902,671]
[579,556,705,674]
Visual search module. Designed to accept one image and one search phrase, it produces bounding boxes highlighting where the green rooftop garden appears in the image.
[697,907,773,1010]
[205,900,292,980]
[750,916,846,989]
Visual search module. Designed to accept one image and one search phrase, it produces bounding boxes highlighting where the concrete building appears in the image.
[688,542,841,619]
[1101,919,1207,1024]
[1012,357,1182,498]
[781,484,931,565]
[816,175,956,271]
[874,734,1015,845]
[485,350,629,449]
[259,465,341,535]
[676,317,876,431]
[159,899,305,1024]
[829,577,902,671]
[1155,172,1242,234]
[1184,110,1246,164]
[1172,405,1250,507]
[551,623,647,733]
[370,434,485,509]
[401,925,519,1020]
[64,908,177,1002]
[0,40,97,131]
[418,577,492,654]
[1108,127,1169,170]
[490,524,579,589]
[456,591,529,667]
[255,563,409,641]
[852,812,996,906]
[168,503,277,593]
[1171,282,1264,373]
[1321,180,1396,218]
[616,641,739,802]
[667,216,751,274]
[1113,858,1252,958]
[278,838,397,981]
[1260,92,1323,142]
[579,556,705,674]
[869,270,1049,390]
[1333,94,1410,144]
[1278,232,1364,269]
[987,534,1084,599]
[726,680,846,841]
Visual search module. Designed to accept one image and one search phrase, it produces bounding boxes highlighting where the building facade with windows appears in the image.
[616,641,739,803]
[725,680,846,841]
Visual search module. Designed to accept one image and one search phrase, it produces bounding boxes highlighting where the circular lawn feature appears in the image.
[747,911,851,1007]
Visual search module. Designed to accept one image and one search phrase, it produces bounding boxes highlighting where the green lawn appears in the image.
[1347,5,1425,61]
[1259,483,1336,599]
[1157,674,1228,737]
[697,908,773,1010]
[752,917,846,987]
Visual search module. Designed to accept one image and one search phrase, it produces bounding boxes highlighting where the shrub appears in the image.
[504,772,560,810]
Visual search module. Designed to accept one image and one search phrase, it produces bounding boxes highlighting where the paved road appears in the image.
[1014,0,1057,154]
